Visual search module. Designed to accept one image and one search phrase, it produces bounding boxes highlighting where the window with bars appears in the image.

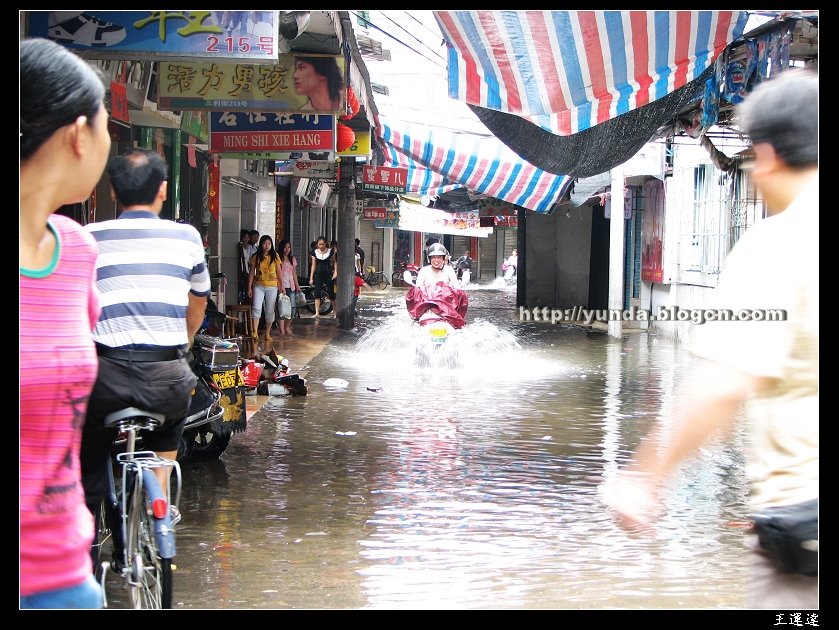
[670,156,764,283]
[728,162,765,251]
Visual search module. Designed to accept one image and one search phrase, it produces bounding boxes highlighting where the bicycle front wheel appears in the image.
[126,474,173,609]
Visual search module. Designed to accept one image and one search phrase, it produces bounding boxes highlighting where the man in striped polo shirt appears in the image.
[80,148,210,527]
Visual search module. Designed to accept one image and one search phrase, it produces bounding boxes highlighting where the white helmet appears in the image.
[427,243,448,258]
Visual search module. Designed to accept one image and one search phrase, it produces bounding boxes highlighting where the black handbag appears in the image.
[752,498,818,576]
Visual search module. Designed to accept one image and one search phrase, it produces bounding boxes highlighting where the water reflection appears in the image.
[170,286,748,609]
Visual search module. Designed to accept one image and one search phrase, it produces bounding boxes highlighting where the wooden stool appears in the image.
[225,304,254,339]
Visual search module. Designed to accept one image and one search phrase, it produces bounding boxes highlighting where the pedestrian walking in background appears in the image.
[309,236,337,318]
[237,229,251,304]
[277,239,301,335]
[355,238,365,274]
[248,235,281,341]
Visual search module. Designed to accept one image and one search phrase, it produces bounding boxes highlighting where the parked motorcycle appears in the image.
[107,305,244,463]
[393,261,420,287]
[186,332,248,460]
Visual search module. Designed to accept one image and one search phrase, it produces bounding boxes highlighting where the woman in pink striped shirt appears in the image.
[19,38,112,609]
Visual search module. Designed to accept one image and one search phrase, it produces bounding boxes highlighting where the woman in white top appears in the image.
[277,239,301,335]
[503,249,518,280]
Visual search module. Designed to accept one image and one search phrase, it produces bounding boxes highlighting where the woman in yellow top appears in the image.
[248,235,281,341]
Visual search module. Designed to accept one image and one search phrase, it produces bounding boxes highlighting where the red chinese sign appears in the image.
[362,166,408,193]
[362,207,387,220]
[109,81,129,123]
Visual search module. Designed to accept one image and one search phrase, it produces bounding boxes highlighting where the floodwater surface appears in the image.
[115,284,750,609]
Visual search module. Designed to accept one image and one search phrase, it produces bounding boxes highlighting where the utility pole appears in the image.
[608,163,625,339]
[516,204,526,307]
[337,156,357,329]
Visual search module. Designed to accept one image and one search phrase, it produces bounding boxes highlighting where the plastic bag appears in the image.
[278,292,292,319]
[240,360,264,388]
[295,290,307,307]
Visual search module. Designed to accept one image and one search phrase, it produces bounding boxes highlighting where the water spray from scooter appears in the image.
[356,269,522,370]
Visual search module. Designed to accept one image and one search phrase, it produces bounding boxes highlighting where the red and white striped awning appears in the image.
[433,11,750,135]
[377,117,572,214]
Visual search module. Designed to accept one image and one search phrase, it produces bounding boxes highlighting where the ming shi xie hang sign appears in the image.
[209,111,334,153]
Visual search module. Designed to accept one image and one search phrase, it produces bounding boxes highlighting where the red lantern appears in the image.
[341,86,361,120]
[336,122,356,152]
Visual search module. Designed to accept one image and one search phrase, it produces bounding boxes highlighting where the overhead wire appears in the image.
[349,10,446,70]
[378,11,447,63]
[402,10,448,44]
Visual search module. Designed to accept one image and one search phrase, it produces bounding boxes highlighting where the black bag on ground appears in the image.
[752,498,818,576]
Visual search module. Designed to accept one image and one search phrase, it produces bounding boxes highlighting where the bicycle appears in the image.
[296,276,334,316]
[362,265,389,290]
[93,407,181,609]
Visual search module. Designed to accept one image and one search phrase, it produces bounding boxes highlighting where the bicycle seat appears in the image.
[104,407,166,430]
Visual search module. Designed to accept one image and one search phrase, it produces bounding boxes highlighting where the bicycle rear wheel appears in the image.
[371,273,388,290]
[126,474,173,609]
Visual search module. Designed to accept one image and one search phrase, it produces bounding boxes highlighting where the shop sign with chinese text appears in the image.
[372,209,400,229]
[292,161,336,179]
[158,55,346,112]
[26,11,280,62]
[209,112,334,153]
[362,166,407,193]
[362,207,387,220]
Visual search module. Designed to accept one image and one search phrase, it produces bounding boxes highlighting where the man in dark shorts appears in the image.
[81,149,210,526]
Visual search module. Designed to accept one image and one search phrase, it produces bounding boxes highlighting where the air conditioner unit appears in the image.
[306,179,323,204]
[295,178,332,207]
[317,183,332,208]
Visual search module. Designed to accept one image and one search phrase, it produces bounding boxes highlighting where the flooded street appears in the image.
[162,285,749,609]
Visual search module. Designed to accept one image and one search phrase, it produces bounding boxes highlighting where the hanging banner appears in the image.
[209,111,334,153]
[398,201,492,237]
[109,81,129,122]
[158,55,346,112]
[641,179,666,283]
[207,157,220,221]
[27,11,280,61]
